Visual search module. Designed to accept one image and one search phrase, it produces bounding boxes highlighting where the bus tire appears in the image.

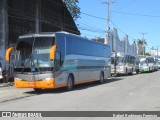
[125,68,128,75]
[136,70,139,74]
[99,72,104,84]
[66,74,74,90]
[34,88,43,93]
[130,68,133,75]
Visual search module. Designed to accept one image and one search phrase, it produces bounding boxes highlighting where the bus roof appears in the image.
[19,32,55,38]
[18,31,72,38]
[18,31,110,47]
[111,52,135,57]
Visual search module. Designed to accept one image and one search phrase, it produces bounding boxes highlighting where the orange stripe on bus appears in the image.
[14,78,98,89]
[14,78,55,89]
[74,79,97,85]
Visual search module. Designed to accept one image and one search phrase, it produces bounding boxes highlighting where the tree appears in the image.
[137,39,147,55]
[63,0,80,20]
[137,39,147,46]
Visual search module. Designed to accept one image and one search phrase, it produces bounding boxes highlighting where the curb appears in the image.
[0,82,14,87]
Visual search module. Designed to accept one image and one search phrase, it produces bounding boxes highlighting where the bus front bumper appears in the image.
[14,78,55,89]
[140,67,150,72]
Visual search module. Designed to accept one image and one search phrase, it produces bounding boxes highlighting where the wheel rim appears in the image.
[100,74,104,83]
[67,77,73,89]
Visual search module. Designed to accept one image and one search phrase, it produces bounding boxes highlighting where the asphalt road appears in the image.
[0,71,160,115]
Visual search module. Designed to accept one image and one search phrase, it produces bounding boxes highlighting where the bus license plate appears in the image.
[28,84,35,87]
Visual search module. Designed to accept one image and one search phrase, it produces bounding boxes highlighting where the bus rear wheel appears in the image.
[99,72,104,84]
[136,70,139,74]
[125,68,128,75]
[66,75,74,90]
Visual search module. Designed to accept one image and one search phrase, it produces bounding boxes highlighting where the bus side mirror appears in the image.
[6,47,14,61]
[50,45,56,60]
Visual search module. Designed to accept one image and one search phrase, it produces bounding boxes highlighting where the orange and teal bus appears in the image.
[6,32,111,91]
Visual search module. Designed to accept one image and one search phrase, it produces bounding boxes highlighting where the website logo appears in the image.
[2,112,11,117]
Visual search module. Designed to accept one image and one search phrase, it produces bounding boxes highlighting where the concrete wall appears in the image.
[0,0,8,70]
[108,28,137,56]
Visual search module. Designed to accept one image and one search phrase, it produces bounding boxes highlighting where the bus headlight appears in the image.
[44,78,53,81]
[118,66,124,69]
[120,66,124,69]
[15,78,22,81]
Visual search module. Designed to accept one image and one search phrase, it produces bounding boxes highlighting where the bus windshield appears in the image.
[117,57,124,65]
[140,59,147,66]
[147,57,154,64]
[15,37,55,69]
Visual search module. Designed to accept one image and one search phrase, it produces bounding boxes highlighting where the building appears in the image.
[94,28,137,56]
[93,37,105,44]
[150,49,160,56]
[0,0,80,80]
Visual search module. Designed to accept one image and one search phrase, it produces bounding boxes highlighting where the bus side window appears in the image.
[55,52,61,70]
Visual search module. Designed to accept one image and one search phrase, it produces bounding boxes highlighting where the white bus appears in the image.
[153,57,159,71]
[138,55,155,72]
[6,32,111,91]
[111,52,135,75]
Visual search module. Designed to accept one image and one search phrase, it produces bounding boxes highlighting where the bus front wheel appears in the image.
[66,75,74,90]
[125,68,128,75]
[34,88,43,93]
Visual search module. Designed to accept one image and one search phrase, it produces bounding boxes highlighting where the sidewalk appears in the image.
[0,82,14,87]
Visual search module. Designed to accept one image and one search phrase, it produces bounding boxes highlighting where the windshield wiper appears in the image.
[31,58,42,73]
[21,56,31,73]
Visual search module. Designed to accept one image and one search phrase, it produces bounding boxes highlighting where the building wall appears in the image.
[150,50,160,56]
[0,0,8,70]
[108,28,137,55]
[93,28,137,56]
[0,0,80,75]
[8,0,80,46]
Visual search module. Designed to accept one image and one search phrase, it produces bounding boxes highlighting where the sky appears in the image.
[76,0,160,50]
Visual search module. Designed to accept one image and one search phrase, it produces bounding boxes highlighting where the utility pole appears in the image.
[102,1,114,44]
[140,33,147,55]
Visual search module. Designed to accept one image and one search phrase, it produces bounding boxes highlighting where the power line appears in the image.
[116,0,137,11]
[80,11,135,40]
[7,0,144,40]
[8,7,132,40]
[10,1,106,35]
[78,27,105,33]
[112,11,160,18]
[77,22,106,32]
[8,13,105,36]
[81,12,106,20]
[6,1,108,38]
